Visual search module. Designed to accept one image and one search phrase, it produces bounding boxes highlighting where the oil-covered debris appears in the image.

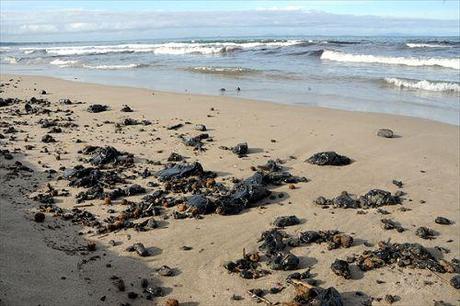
[435,217,452,225]
[168,123,184,130]
[288,279,344,306]
[185,194,215,215]
[34,212,45,223]
[126,242,150,257]
[377,128,394,138]
[167,152,184,162]
[0,97,19,107]
[87,104,108,113]
[64,166,125,188]
[215,161,307,215]
[0,149,14,160]
[306,151,351,166]
[315,189,400,209]
[195,124,206,131]
[224,250,270,279]
[81,145,134,167]
[225,227,355,282]
[215,173,271,215]
[120,105,133,112]
[7,161,34,173]
[37,118,78,129]
[156,162,206,181]
[450,275,460,289]
[232,142,248,157]
[106,184,147,200]
[392,179,403,188]
[357,241,448,273]
[415,226,437,239]
[360,189,400,207]
[381,218,405,232]
[179,133,209,150]
[273,215,300,227]
[117,118,151,127]
[268,252,300,270]
[41,134,56,143]
[296,230,354,250]
[330,259,351,279]
[157,265,174,277]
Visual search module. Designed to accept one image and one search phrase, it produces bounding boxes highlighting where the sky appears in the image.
[1,1,459,42]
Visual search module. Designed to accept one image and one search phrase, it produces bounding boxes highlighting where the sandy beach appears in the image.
[0,74,459,306]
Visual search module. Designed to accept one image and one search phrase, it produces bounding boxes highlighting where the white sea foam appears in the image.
[188,66,256,74]
[23,49,48,55]
[19,40,302,56]
[406,43,451,48]
[321,50,459,70]
[1,56,18,64]
[50,59,78,67]
[384,77,460,93]
[82,63,145,70]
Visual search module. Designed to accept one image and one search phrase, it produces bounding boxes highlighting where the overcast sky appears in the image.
[1,0,459,42]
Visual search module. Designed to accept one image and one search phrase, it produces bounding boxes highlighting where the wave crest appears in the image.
[384,77,460,93]
[1,56,18,64]
[406,43,451,48]
[19,40,303,57]
[321,50,459,70]
[50,59,78,67]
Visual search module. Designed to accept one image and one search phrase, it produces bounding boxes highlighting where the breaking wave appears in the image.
[384,77,460,93]
[321,50,459,70]
[1,56,18,64]
[0,47,11,53]
[19,40,303,57]
[326,40,361,45]
[406,43,452,48]
[50,59,78,67]
[23,49,49,55]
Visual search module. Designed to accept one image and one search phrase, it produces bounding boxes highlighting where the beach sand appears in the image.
[0,74,459,306]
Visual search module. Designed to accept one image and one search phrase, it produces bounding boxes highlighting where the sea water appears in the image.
[1,36,459,124]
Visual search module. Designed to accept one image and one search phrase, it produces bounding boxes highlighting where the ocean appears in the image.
[1,36,459,124]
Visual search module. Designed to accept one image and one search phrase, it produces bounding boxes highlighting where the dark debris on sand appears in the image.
[315,189,400,209]
[356,241,452,273]
[2,87,456,305]
[306,151,351,166]
[87,104,108,113]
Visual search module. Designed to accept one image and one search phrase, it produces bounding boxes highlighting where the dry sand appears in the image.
[0,74,459,306]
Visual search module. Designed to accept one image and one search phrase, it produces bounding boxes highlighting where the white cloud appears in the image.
[1,8,458,41]
[255,6,304,11]
[19,24,58,33]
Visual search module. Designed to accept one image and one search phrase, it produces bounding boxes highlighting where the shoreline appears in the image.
[0,74,459,305]
[2,72,458,127]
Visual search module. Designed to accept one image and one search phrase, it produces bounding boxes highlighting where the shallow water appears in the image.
[1,36,459,124]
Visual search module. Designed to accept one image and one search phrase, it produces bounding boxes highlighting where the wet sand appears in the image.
[0,74,459,306]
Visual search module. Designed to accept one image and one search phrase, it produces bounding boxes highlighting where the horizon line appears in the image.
[2,33,459,44]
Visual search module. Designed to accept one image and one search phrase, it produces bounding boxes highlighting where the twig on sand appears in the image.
[73,203,94,208]
[287,278,314,296]
[432,271,458,294]
[247,290,275,305]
